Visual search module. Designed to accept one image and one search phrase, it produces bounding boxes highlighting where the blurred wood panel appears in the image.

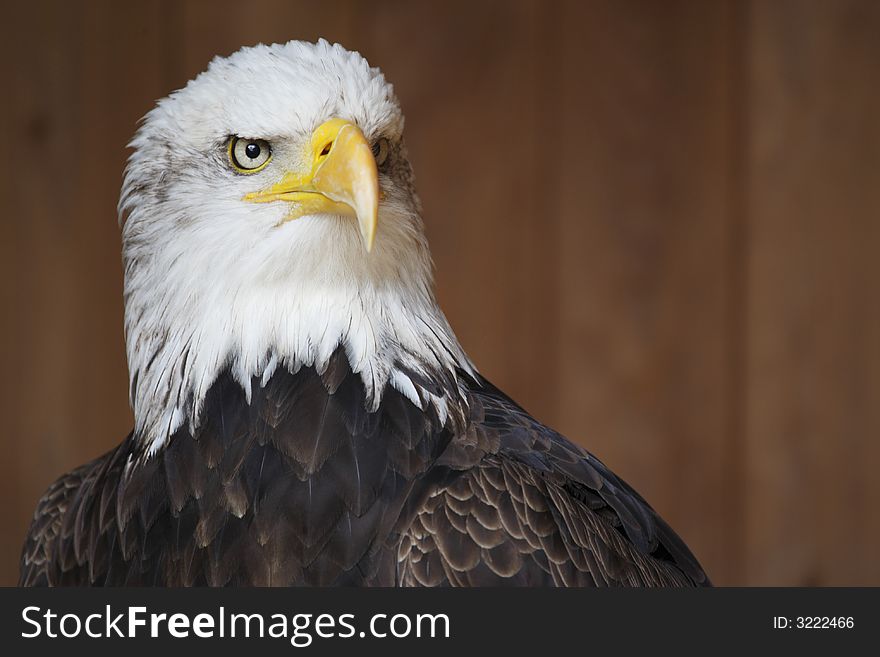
[2,0,98,582]
[0,0,165,585]
[172,0,360,87]
[1,0,878,586]
[555,0,738,584]
[743,0,880,585]
[73,0,166,457]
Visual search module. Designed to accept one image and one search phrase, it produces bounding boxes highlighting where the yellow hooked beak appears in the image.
[244,119,379,251]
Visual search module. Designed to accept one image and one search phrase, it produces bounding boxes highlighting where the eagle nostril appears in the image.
[319,141,333,157]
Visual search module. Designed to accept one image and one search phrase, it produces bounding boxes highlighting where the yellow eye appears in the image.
[228,137,272,173]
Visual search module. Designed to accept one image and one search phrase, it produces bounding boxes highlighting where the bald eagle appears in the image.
[20,41,709,587]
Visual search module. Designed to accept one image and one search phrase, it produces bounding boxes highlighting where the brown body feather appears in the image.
[20,350,708,587]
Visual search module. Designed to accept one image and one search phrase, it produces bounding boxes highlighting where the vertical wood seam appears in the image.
[723,0,751,585]
[535,0,562,419]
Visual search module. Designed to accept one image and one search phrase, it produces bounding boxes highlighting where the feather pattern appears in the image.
[397,377,709,587]
[21,350,454,586]
[20,353,708,587]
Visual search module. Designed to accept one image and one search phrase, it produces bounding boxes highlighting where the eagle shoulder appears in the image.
[397,377,710,587]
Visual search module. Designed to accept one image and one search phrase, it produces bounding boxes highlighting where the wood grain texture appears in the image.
[172,0,359,87]
[743,0,880,585]
[0,0,164,585]
[2,0,878,585]
[554,0,737,584]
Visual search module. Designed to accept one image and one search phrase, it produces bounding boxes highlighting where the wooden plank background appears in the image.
[1,0,877,586]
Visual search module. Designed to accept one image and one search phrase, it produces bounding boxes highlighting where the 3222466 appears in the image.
[797,617,854,629]
[774,616,855,629]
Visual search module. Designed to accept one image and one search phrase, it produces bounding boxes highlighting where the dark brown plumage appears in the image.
[20,348,709,587]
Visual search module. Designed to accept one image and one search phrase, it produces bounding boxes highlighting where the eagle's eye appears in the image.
[228,137,272,173]
[372,138,390,167]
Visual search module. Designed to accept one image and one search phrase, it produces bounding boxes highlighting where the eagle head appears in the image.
[120,40,472,454]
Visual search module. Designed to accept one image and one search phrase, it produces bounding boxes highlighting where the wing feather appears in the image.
[398,375,710,587]
[19,456,109,586]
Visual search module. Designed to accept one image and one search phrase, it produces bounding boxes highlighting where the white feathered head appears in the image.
[120,40,472,453]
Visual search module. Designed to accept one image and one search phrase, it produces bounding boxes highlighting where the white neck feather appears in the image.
[122,210,475,457]
[117,40,477,455]
[125,279,474,456]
